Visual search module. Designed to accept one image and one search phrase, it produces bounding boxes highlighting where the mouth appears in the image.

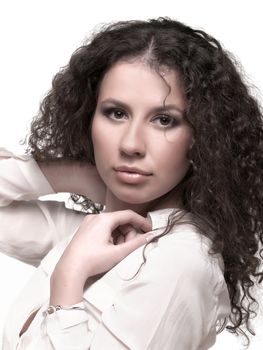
[114,166,152,184]
[114,166,152,176]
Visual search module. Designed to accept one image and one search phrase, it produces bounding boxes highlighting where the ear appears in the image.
[87,121,96,164]
[189,137,195,149]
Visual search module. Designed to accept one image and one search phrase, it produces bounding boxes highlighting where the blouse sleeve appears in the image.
[11,231,230,350]
[0,147,84,266]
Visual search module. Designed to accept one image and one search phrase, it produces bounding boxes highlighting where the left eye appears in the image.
[153,115,177,127]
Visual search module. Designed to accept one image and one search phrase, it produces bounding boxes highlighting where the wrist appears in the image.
[50,264,87,306]
[44,301,87,317]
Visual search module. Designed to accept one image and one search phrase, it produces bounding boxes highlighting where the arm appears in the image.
[37,159,106,204]
[49,210,152,306]
[12,211,152,349]
[0,148,86,265]
[13,216,230,349]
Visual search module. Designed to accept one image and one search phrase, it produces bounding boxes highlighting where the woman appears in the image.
[1,18,263,349]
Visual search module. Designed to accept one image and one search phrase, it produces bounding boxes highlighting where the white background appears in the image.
[0,0,262,348]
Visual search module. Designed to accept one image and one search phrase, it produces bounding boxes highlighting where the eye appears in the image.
[102,107,128,121]
[152,114,179,128]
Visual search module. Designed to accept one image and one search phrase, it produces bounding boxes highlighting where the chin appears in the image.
[117,194,149,204]
[114,188,160,205]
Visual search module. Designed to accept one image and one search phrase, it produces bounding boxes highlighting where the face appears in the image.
[92,60,193,210]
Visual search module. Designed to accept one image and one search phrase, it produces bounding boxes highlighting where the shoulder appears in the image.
[149,223,221,282]
[147,208,224,273]
[113,218,224,297]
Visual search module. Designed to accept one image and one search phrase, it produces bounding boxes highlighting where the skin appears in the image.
[37,159,106,205]
[92,60,193,214]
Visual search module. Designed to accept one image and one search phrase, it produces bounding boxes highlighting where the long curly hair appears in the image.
[26,18,263,344]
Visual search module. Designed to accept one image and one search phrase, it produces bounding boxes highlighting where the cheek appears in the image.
[91,118,118,171]
[91,121,105,167]
[91,118,107,155]
[157,135,192,180]
[162,151,189,175]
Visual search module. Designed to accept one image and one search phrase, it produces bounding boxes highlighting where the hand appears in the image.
[50,210,153,305]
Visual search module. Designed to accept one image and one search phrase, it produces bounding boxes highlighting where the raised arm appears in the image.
[37,159,105,204]
[0,148,104,265]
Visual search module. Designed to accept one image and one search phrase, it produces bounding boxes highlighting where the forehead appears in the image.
[97,60,186,108]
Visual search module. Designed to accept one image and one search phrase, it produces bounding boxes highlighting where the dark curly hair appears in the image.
[26,18,263,345]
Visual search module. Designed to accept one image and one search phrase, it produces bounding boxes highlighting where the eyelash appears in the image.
[102,107,127,120]
[152,115,180,128]
[102,107,180,128]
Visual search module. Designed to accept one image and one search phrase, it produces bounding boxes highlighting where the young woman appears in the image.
[1,17,263,349]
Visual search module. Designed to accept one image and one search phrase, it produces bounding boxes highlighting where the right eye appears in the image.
[103,107,128,121]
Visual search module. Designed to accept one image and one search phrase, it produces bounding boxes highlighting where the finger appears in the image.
[109,210,152,233]
[118,224,134,235]
[125,229,138,241]
[115,234,125,244]
[114,231,154,259]
[119,224,138,241]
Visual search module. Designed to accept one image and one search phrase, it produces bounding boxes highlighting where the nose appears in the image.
[119,122,146,158]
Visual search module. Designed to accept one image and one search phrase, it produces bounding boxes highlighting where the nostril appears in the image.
[120,149,145,158]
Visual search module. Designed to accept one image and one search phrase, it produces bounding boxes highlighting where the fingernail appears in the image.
[146,234,155,242]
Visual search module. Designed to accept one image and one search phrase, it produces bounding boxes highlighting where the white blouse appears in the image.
[0,148,231,350]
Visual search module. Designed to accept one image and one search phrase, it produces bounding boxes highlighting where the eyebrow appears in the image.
[99,98,185,115]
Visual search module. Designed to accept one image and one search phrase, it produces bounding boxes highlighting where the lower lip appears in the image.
[115,170,151,184]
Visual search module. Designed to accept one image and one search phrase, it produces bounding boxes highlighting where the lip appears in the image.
[114,166,152,184]
[114,166,152,176]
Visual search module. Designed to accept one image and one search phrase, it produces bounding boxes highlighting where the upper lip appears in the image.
[115,165,152,176]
